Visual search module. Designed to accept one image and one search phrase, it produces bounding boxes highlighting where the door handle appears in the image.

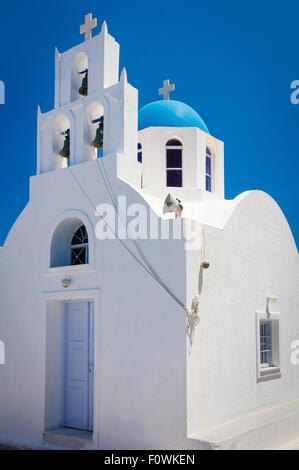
[88,364,93,373]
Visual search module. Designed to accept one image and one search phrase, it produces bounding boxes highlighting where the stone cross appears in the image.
[159,79,175,100]
[80,13,97,41]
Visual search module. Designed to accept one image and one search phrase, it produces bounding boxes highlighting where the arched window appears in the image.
[50,217,90,268]
[166,139,182,187]
[137,143,142,163]
[70,225,89,265]
[205,147,212,192]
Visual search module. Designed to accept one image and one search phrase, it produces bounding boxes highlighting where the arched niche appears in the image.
[50,217,90,268]
[52,114,71,170]
[84,101,105,160]
[71,51,88,102]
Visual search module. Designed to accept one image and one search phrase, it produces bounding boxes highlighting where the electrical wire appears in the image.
[68,165,160,281]
[66,97,190,313]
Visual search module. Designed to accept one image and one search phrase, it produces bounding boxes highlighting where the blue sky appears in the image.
[0,0,298,247]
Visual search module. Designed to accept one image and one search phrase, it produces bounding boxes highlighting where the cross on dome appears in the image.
[80,13,97,41]
[158,79,175,100]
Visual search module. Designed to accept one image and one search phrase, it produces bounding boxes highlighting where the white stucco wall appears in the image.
[138,126,224,201]
[0,156,201,449]
[186,191,299,449]
[0,154,298,450]
[45,300,63,430]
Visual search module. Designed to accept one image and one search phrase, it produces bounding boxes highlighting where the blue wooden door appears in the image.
[64,302,94,430]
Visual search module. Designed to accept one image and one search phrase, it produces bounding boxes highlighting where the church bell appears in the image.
[78,69,88,96]
[91,116,104,149]
[59,129,70,158]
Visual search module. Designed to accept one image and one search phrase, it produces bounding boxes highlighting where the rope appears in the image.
[202,224,206,261]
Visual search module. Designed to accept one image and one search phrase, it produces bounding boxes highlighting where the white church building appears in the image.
[0,14,298,450]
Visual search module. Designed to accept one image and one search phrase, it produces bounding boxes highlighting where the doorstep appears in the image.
[43,427,93,450]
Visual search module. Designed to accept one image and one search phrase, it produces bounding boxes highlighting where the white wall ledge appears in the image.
[189,398,299,450]
[257,367,281,383]
[46,264,95,277]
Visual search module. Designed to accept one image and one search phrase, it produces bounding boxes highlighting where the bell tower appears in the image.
[54,16,119,108]
[36,13,140,188]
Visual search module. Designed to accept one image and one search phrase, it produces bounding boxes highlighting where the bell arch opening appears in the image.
[52,114,71,170]
[50,217,89,268]
[71,51,88,102]
[85,101,105,160]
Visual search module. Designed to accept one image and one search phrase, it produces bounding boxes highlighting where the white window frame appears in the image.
[256,311,281,383]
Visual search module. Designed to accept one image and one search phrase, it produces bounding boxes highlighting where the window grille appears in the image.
[260,320,272,368]
[70,225,89,265]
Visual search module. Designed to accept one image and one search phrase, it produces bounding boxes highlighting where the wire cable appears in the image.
[66,97,190,312]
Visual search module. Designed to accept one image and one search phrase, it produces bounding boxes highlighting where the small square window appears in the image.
[256,313,281,382]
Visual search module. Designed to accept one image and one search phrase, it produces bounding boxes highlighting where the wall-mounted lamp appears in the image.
[61,278,72,289]
[201,260,210,269]
[266,294,277,313]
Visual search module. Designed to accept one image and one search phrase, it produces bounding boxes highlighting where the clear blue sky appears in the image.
[0,0,298,247]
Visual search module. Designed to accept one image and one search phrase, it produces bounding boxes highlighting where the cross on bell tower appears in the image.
[158,79,175,100]
[80,13,97,41]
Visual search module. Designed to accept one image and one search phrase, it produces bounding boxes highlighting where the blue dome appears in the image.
[138,100,209,133]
